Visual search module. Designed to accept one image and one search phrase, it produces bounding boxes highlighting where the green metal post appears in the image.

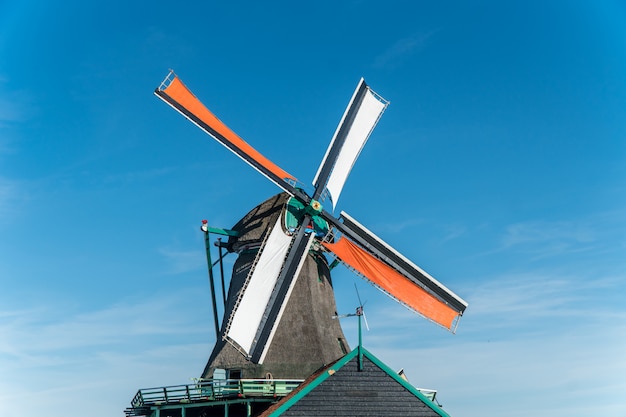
[217,238,227,303]
[203,224,221,339]
[355,284,365,371]
[358,313,363,371]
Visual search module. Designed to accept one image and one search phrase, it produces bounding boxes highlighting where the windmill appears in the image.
[154,71,468,380]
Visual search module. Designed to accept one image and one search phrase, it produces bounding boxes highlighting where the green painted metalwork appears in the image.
[285,197,329,237]
[201,221,238,338]
[328,258,341,270]
[304,198,323,216]
[128,398,272,417]
[358,313,363,371]
[207,226,239,237]
[217,238,227,303]
[130,379,303,407]
[127,379,303,417]
[203,225,221,338]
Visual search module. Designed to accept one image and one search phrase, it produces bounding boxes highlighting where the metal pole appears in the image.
[358,309,363,371]
[217,238,227,304]
[203,222,220,339]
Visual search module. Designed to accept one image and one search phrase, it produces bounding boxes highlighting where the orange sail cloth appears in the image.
[160,76,297,184]
[323,237,460,330]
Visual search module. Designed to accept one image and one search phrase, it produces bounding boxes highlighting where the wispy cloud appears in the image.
[0,74,33,128]
[374,30,440,69]
[439,224,467,244]
[374,217,425,234]
[0,289,213,416]
[503,220,594,247]
[465,272,625,329]
[0,95,23,126]
[374,320,626,417]
[488,215,623,261]
[0,176,25,224]
[364,270,626,417]
[0,292,211,361]
[351,266,626,351]
[0,74,31,163]
[103,167,176,185]
[350,278,561,348]
[157,246,206,274]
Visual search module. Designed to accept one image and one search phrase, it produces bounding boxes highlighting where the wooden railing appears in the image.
[131,379,303,408]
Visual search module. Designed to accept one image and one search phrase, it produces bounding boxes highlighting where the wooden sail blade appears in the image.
[250,220,316,363]
[312,78,388,209]
[223,211,316,363]
[224,216,295,356]
[155,71,298,194]
[322,237,462,331]
[334,211,468,315]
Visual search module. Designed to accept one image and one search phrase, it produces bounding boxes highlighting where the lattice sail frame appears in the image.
[320,226,463,333]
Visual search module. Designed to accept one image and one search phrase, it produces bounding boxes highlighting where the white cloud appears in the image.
[374,217,425,234]
[374,30,440,69]
[366,272,626,417]
[0,293,210,356]
[0,177,24,224]
[486,212,626,263]
[103,167,176,185]
[0,75,33,128]
[157,246,206,274]
[467,273,602,318]
[0,289,214,417]
[439,224,467,244]
[496,221,594,263]
[0,96,23,126]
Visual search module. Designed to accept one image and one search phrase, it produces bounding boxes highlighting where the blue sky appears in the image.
[1,1,625,416]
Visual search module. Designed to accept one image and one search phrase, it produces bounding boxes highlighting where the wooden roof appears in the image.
[259,346,451,417]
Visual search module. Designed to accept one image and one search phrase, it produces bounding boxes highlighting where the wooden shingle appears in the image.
[260,347,450,417]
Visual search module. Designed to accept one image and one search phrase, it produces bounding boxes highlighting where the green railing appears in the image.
[131,379,303,408]
[417,388,437,402]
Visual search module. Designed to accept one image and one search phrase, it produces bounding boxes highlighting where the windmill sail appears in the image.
[250,228,316,363]
[323,237,460,330]
[224,216,294,356]
[312,78,389,209]
[154,71,298,194]
[322,211,467,331]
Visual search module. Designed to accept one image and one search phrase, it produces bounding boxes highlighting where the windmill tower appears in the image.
[154,72,468,381]
[200,192,350,379]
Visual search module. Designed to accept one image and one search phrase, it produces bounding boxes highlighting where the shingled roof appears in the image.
[258,346,451,417]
